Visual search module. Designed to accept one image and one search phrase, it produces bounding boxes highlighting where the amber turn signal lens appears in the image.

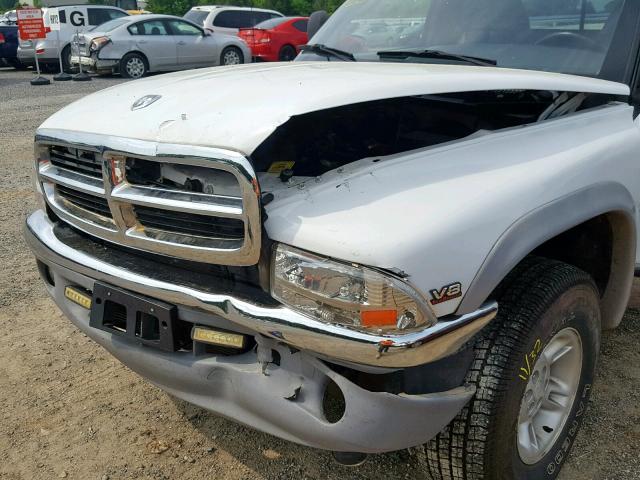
[360,310,397,327]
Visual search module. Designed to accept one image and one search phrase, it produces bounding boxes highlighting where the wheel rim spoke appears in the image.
[547,344,573,364]
[548,375,571,396]
[542,391,568,412]
[518,420,540,455]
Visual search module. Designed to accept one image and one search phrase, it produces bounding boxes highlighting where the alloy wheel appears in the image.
[223,49,241,65]
[126,57,145,78]
[517,327,583,464]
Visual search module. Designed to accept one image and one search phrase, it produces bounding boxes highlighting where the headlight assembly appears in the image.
[271,244,436,333]
[89,36,110,52]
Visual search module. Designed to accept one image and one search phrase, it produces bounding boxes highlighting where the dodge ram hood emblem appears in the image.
[131,95,161,111]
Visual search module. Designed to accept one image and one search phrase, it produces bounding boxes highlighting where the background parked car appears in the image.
[0,24,24,69]
[238,16,308,62]
[17,5,129,72]
[71,14,250,79]
[0,10,17,25]
[184,5,283,36]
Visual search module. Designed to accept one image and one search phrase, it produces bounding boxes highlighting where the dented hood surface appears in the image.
[38,62,629,155]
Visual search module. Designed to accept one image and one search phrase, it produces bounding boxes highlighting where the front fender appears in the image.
[457,182,636,329]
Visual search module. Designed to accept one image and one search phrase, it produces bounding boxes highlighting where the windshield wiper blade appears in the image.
[300,44,356,62]
[377,49,496,67]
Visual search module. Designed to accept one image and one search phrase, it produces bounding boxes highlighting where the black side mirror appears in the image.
[307,10,329,41]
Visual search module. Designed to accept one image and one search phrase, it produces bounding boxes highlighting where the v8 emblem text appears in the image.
[430,282,463,305]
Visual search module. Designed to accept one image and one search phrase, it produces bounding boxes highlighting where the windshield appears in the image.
[184,10,209,26]
[308,0,629,79]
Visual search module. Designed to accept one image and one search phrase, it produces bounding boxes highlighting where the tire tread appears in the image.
[425,257,597,480]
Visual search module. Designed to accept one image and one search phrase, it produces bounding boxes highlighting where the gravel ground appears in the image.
[0,68,638,480]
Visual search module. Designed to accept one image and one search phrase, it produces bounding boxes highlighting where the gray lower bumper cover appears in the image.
[25,210,479,453]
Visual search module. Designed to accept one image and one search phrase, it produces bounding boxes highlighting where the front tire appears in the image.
[426,258,601,480]
[61,44,73,73]
[220,46,243,66]
[120,52,147,79]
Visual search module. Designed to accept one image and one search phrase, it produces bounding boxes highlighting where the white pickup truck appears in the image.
[24,0,640,478]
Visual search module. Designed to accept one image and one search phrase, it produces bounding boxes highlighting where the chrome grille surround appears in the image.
[35,130,262,266]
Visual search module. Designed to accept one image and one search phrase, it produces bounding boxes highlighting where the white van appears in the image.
[17,5,128,71]
[183,6,283,35]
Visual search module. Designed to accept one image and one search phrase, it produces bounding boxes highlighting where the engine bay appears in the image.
[251,90,608,178]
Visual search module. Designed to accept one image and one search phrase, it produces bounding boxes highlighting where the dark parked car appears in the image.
[0,24,24,69]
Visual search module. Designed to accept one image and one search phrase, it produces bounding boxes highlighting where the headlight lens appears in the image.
[271,244,435,333]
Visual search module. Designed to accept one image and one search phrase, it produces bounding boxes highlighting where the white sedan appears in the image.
[71,14,251,78]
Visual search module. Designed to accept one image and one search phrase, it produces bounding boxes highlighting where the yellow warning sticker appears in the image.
[267,161,295,174]
[192,327,246,349]
[64,286,92,309]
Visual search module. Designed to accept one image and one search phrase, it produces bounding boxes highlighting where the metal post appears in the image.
[30,43,50,85]
[72,29,91,81]
[53,29,71,81]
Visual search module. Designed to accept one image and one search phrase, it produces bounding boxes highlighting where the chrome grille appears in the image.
[57,185,113,218]
[133,206,245,239]
[49,145,102,179]
[35,136,262,266]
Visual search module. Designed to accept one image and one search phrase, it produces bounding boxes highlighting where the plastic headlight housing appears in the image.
[90,36,110,52]
[271,244,435,333]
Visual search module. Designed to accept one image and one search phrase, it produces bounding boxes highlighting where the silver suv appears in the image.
[184,5,283,35]
[17,5,128,72]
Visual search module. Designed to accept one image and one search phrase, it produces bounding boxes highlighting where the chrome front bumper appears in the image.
[25,210,490,453]
[25,210,497,369]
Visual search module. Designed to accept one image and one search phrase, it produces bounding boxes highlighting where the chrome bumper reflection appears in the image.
[25,209,497,368]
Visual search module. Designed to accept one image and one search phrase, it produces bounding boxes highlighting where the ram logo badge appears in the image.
[131,95,162,111]
[430,282,463,305]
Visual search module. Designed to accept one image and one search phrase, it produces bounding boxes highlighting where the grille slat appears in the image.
[134,206,244,240]
[50,146,102,179]
[58,185,113,218]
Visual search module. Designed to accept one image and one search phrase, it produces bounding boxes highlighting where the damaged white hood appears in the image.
[38,61,629,155]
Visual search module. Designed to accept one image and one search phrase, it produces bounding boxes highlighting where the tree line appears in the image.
[145,0,347,17]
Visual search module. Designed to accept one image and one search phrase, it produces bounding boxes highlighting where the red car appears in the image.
[238,16,308,62]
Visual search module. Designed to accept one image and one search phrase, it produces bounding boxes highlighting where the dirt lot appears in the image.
[0,68,639,480]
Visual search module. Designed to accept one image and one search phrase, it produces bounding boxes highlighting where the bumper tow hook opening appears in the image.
[322,379,346,424]
[332,451,368,467]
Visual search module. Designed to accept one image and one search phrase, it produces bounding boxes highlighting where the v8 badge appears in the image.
[430,282,463,305]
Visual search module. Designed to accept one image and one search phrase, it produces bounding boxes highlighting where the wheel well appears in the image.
[509,212,635,329]
[532,215,613,295]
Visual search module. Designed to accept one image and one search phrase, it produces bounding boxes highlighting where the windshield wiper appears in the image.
[377,49,496,67]
[300,44,356,62]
